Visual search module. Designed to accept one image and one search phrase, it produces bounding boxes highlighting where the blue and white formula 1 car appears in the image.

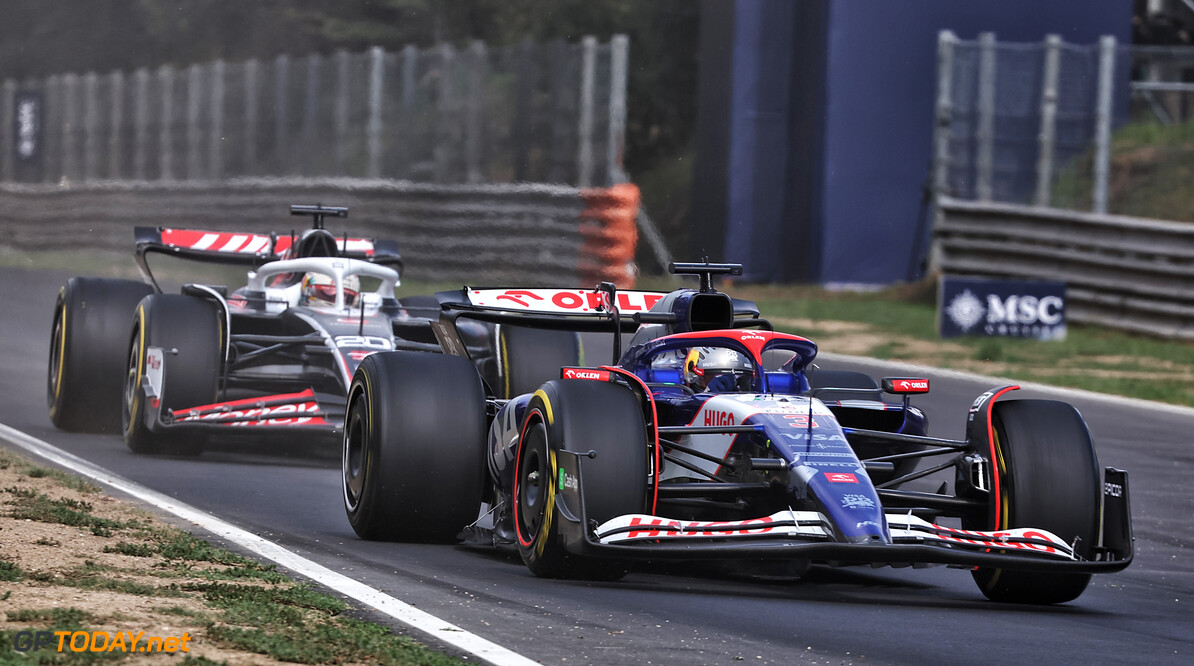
[341,262,1132,604]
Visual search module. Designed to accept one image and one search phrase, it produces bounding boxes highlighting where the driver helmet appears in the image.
[684,347,755,392]
[303,272,359,307]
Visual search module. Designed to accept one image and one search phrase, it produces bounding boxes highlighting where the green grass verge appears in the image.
[2,486,135,536]
[0,451,100,494]
[2,446,464,664]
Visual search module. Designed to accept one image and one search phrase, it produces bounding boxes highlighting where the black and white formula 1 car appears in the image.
[48,204,565,455]
[341,262,1133,605]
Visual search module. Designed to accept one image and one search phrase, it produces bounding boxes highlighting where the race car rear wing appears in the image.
[133,205,403,292]
[430,262,770,365]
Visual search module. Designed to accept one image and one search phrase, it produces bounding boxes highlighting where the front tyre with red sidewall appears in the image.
[966,399,1102,604]
[514,379,648,580]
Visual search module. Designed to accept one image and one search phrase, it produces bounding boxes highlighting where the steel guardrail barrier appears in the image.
[933,196,1194,339]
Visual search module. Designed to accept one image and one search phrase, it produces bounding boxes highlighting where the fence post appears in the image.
[62,73,80,183]
[274,54,290,173]
[186,63,203,179]
[209,60,225,180]
[158,65,175,180]
[399,44,418,178]
[1034,35,1061,208]
[108,70,124,179]
[607,34,629,185]
[0,79,13,182]
[43,75,61,184]
[932,31,956,201]
[465,41,486,183]
[244,58,259,176]
[1093,35,1116,215]
[82,72,99,182]
[576,36,597,187]
[976,32,996,202]
[302,53,321,175]
[435,43,456,182]
[366,46,385,179]
[548,39,572,183]
[334,50,349,174]
[512,39,534,181]
[133,68,148,180]
[930,30,956,273]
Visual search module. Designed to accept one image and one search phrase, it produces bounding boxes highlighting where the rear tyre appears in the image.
[48,278,154,432]
[966,399,1101,604]
[514,379,648,580]
[122,295,222,455]
[342,351,487,542]
[497,325,582,399]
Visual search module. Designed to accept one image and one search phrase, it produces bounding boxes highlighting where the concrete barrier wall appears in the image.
[0,178,638,287]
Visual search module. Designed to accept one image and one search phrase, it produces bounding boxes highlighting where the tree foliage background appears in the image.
[0,0,700,255]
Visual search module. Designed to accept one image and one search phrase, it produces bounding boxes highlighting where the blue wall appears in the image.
[700,0,1134,285]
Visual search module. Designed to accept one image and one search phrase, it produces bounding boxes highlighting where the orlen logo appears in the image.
[885,378,929,394]
[471,289,664,313]
[826,473,859,483]
[561,368,610,381]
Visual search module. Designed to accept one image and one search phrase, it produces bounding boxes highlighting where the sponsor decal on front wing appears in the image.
[886,514,1075,559]
[173,389,330,427]
[595,510,833,544]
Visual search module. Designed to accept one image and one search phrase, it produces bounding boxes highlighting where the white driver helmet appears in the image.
[303,273,359,307]
[684,347,755,392]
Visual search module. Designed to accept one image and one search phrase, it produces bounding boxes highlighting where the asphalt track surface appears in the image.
[2,267,1193,665]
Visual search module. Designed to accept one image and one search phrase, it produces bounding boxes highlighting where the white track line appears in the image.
[0,423,537,666]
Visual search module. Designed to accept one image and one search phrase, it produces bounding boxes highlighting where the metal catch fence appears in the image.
[0,36,628,188]
[934,33,1194,218]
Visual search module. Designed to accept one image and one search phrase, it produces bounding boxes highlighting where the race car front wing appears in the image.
[568,467,1134,574]
[138,346,337,434]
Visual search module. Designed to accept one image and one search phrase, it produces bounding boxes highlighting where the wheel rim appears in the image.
[48,306,65,407]
[517,421,549,541]
[343,398,367,511]
[121,329,141,436]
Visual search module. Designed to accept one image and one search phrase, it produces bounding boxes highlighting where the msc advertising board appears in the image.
[938,276,1066,340]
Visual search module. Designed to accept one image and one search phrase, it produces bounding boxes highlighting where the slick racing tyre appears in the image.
[48,277,154,432]
[514,379,648,580]
[122,295,222,455]
[342,351,487,542]
[496,325,582,399]
[965,399,1102,605]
